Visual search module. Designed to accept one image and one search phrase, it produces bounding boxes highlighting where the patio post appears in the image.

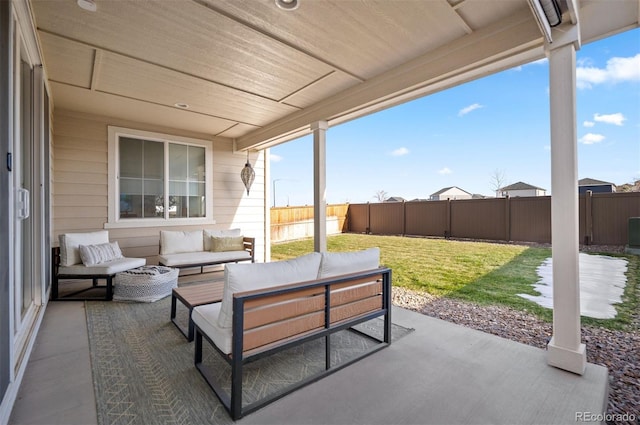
[546,24,586,375]
[312,121,328,253]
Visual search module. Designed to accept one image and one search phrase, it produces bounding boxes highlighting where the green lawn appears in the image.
[271,234,639,330]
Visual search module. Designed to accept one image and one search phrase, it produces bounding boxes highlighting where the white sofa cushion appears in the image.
[79,241,123,266]
[318,247,380,278]
[217,252,322,329]
[160,230,203,255]
[192,303,233,354]
[58,257,146,275]
[59,231,109,266]
[203,228,242,251]
[158,250,251,267]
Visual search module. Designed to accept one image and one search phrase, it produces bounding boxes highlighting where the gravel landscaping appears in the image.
[392,286,639,424]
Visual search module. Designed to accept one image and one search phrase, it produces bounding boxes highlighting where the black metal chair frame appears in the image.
[194,268,392,420]
[51,247,114,301]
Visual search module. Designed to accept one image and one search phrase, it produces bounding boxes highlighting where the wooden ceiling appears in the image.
[30,0,639,150]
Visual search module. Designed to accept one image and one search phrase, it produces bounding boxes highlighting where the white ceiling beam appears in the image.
[447,0,474,34]
[236,7,540,151]
[90,49,102,91]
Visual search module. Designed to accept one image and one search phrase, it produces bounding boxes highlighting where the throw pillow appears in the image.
[203,228,242,251]
[79,241,123,266]
[210,235,245,252]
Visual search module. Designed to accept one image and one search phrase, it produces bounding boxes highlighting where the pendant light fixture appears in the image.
[240,151,255,195]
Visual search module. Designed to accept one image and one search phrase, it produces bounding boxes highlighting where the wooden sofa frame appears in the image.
[194,267,392,420]
[158,237,255,273]
[51,246,114,301]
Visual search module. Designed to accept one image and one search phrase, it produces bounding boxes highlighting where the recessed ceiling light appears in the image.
[77,0,97,12]
[275,0,299,11]
[174,103,189,109]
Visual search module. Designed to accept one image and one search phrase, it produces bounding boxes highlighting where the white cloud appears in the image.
[594,113,626,126]
[579,133,606,145]
[458,103,484,117]
[544,145,551,151]
[577,54,640,89]
[438,167,452,175]
[583,121,595,128]
[391,147,409,156]
[530,58,548,66]
[270,154,283,162]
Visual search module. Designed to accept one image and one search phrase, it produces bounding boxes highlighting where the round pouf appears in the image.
[114,266,179,302]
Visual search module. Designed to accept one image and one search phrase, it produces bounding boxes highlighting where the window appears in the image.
[108,127,213,228]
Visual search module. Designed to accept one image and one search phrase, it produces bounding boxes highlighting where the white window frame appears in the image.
[106,126,215,229]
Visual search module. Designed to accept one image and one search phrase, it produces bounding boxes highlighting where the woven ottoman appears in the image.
[114,266,179,302]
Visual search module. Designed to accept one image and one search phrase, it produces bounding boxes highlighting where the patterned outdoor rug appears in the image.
[86,297,413,425]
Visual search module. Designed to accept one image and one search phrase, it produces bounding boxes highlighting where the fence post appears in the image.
[585,190,593,245]
[505,195,511,241]
[403,201,406,236]
[367,202,371,234]
[445,199,451,239]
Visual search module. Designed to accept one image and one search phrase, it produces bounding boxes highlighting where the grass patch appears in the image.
[272,234,639,330]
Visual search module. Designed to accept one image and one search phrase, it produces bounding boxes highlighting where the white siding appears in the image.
[52,109,267,263]
[435,187,472,200]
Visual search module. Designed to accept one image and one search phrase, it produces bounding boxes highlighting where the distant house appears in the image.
[498,182,546,198]
[429,186,472,201]
[385,196,406,202]
[578,178,616,194]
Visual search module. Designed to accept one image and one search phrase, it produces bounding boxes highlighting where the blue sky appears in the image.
[270,28,640,206]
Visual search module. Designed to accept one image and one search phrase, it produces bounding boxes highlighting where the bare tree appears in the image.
[490,169,508,197]
[617,178,640,192]
[373,190,388,203]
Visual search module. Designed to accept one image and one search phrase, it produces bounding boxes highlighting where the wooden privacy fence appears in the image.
[271,204,349,242]
[347,192,640,246]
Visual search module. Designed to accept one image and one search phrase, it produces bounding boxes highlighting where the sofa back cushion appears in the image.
[59,231,110,266]
[217,252,322,329]
[160,230,203,255]
[203,228,242,251]
[318,247,380,278]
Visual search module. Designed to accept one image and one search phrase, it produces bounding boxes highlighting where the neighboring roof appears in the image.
[579,178,615,186]
[499,181,546,191]
[472,194,488,199]
[430,186,472,196]
[385,196,406,202]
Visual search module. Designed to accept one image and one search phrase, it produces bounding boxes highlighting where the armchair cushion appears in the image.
[217,252,322,329]
[59,230,109,266]
[318,247,380,278]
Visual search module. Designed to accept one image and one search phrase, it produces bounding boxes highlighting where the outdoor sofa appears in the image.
[158,229,254,272]
[192,247,392,419]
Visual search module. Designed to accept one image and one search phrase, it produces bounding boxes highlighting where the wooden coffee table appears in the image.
[171,281,224,341]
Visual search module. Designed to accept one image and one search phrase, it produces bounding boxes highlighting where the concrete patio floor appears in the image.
[10,279,608,425]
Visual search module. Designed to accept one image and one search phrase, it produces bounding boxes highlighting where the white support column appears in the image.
[546,25,586,375]
[312,121,328,253]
